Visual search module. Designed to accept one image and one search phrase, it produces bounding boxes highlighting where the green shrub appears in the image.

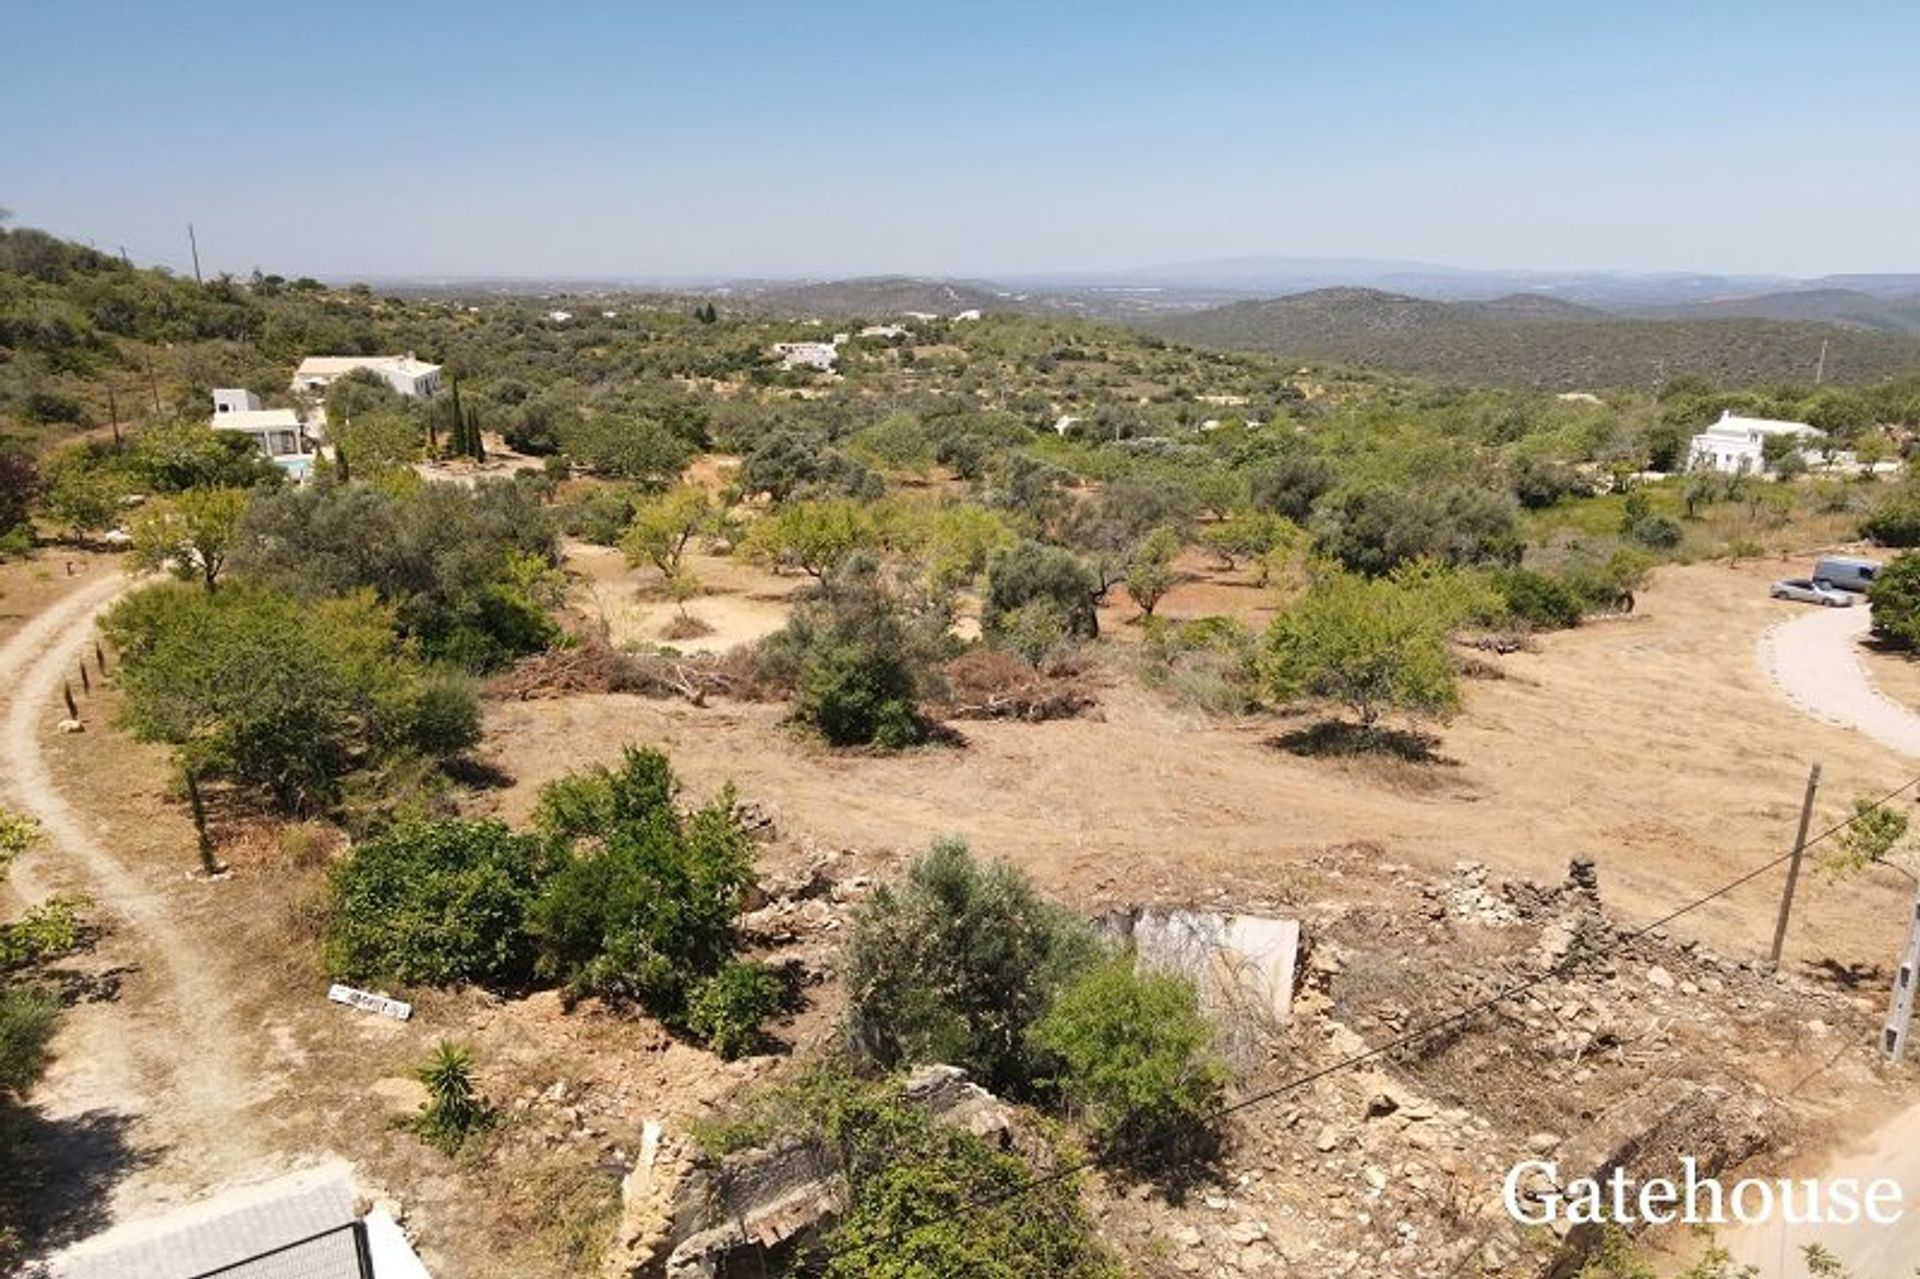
[797,639,926,748]
[527,749,757,1024]
[844,838,1097,1094]
[1259,567,1465,728]
[760,557,948,746]
[104,584,483,814]
[684,961,787,1059]
[1031,954,1225,1164]
[1870,552,1920,649]
[0,987,59,1107]
[1861,486,1920,547]
[703,1068,1118,1279]
[1138,615,1260,714]
[0,898,87,971]
[984,541,1100,640]
[825,1108,1119,1279]
[233,479,562,672]
[1626,514,1683,550]
[325,820,550,988]
[1490,568,1585,631]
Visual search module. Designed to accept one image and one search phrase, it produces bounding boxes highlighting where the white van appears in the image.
[1812,555,1883,593]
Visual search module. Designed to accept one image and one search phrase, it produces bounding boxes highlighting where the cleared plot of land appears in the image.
[487,558,1920,978]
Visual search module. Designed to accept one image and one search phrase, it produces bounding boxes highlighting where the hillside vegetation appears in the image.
[1149,286,1920,389]
[1644,287,1920,335]
[744,275,1010,319]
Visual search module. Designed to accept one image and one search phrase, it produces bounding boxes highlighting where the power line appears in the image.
[818,768,1920,1269]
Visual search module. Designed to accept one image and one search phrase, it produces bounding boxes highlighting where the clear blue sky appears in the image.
[3,0,1916,281]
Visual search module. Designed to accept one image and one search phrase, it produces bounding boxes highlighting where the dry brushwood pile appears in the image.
[937,649,1101,722]
[488,641,778,704]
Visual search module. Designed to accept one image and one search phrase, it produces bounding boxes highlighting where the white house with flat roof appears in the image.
[209,390,317,479]
[293,354,442,398]
[1687,409,1822,475]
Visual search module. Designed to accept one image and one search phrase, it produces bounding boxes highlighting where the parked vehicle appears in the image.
[1771,578,1857,607]
[1812,555,1882,593]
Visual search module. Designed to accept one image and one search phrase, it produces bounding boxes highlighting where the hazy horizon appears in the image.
[6,1,1918,281]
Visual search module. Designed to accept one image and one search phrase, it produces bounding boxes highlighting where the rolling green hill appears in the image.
[1645,287,1920,335]
[1148,286,1920,389]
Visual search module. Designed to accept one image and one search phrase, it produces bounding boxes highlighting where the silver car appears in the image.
[1770,577,1856,607]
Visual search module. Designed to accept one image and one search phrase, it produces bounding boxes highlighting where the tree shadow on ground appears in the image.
[443,756,516,791]
[1264,720,1457,766]
[1807,957,1883,990]
[1,1106,159,1261]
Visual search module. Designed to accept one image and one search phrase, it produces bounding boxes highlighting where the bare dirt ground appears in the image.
[567,542,802,655]
[492,556,1920,978]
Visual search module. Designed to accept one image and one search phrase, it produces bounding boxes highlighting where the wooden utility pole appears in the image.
[143,351,162,416]
[1885,886,1920,1062]
[106,384,121,448]
[1768,761,1823,971]
[1814,339,1829,386]
[188,222,203,284]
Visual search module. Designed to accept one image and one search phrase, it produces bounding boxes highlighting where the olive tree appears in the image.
[1259,567,1475,729]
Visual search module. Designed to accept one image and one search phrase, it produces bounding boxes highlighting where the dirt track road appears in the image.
[1757,603,1920,759]
[0,572,275,1247]
[1721,1099,1920,1277]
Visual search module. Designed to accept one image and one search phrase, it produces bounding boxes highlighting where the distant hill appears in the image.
[1643,288,1920,336]
[1148,287,1920,389]
[745,276,1013,319]
[1149,287,1607,350]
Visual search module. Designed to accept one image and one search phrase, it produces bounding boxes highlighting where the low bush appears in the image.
[1138,615,1260,714]
[797,638,926,748]
[844,838,1098,1095]
[684,961,788,1060]
[697,1068,1119,1279]
[984,541,1101,640]
[1861,485,1920,548]
[1870,552,1920,649]
[527,748,759,1033]
[410,1041,491,1155]
[1031,954,1225,1165]
[325,820,551,988]
[761,558,949,748]
[1489,568,1586,631]
[105,584,483,814]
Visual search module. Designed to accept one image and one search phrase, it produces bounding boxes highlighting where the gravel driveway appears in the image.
[1756,602,1920,759]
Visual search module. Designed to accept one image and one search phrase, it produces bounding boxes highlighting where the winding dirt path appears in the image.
[0,572,276,1247]
[1757,603,1920,759]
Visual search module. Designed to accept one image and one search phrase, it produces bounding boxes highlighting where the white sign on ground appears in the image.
[327,983,413,1021]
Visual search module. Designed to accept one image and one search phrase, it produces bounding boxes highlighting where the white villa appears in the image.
[1687,409,1822,475]
[209,389,316,478]
[772,339,841,372]
[293,354,442,399]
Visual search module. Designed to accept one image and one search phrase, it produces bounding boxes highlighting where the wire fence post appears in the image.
[1767,761,1822,972]
[1885,886,1920,1063]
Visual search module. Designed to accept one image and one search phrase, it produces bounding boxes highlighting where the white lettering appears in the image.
[1503,1162,1557,1227]
[1867,1179,1905,1226]
[1731,1178,1774,1225]
[1828,1178,1860,1226]
[1500,1158,1905,1229]
[1638,1178,1678,1225]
